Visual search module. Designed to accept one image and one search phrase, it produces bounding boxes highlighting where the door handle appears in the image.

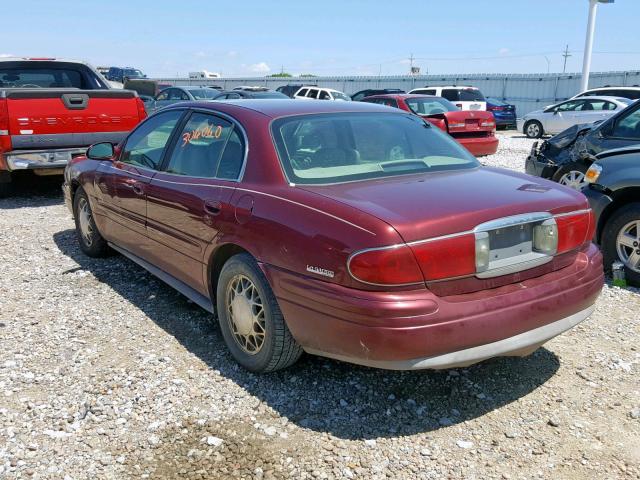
[132,183,144,196]
[204,200,222,216]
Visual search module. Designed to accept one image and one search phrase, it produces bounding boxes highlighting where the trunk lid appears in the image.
[300,166,588,244]
[437,110,495,135]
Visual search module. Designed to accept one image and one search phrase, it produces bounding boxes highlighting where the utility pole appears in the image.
[562,45,571,74]
[409,53,414,74]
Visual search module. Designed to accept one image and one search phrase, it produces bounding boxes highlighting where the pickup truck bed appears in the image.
[0,59,147,196]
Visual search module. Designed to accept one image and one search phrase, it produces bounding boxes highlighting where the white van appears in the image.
[293,86,350,101]
[408,86,486,111]
[189,70,220,79]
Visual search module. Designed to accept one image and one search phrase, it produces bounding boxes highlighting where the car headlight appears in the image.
[585,163,602,184]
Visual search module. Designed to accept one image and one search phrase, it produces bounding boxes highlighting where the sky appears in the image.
[1,0,639,78]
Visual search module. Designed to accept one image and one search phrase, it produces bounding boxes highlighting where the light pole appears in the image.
[580,0,614,93]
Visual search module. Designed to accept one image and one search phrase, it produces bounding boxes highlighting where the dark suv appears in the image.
[583,147,640,286]
[106,67,146,83]
[351,88,405,101]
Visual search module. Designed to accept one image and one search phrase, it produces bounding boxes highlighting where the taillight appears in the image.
[135,97,148,121]
[490,106,505,111]
[348,245,423,285]
[556,210,594,253]
[410,234,477,281]
[0,98,11,154]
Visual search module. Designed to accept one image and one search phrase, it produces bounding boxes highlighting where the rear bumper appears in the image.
[3,147,86,172]
[492,112,517,127]
[457,135,499,157]
[263,243,603,370]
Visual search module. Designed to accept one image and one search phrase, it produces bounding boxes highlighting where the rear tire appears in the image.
[524,120,544,139]
[0,173,13,198]
[601,202,640,287]
[73,187,110,257]
[216,253,303,372]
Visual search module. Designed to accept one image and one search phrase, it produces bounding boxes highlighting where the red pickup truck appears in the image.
[0,58,147,196]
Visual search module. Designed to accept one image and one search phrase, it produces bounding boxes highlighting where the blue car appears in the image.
[486,97,517,129]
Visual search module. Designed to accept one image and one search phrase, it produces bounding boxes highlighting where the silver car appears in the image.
[518,96,633,139]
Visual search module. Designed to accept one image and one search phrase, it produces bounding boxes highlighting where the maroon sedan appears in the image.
[63,100,603,373]
[362,94,499,156]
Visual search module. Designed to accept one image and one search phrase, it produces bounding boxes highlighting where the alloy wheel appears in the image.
[616,220,640,273]
[526,123,540,138]
[559,170,587,190]
[226,274,266,354]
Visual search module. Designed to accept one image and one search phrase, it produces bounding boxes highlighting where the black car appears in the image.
[526,99,640,190]
[213,90,289,100]
[105,66,146,83]
[351,88,405,102]
[276,84,317,98]
[582,147,640,286]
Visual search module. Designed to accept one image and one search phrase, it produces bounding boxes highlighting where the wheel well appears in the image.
[70,180,81,205]
[596,187,640,243]
[208,244,250,300]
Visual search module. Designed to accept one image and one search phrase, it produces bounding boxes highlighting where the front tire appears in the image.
[73,187,109,257]
[552,162,589,190]
[216,253,303,372]
[524,120,544,139]
[601,202,640,287]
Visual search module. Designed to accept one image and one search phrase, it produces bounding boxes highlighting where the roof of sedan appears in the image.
[178,99,402,118]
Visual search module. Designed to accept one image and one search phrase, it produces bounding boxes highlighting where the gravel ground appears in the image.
[1,133,639,479]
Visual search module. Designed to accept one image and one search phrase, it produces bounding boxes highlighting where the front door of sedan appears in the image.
[94,109,184,257]
[545,100,585,134]
[144,110,246,295]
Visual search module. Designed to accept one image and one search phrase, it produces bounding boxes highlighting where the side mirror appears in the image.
[87,142,115,160]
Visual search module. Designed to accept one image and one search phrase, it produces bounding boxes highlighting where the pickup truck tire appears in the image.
[216,253,303,373]
[601,202,640,287]
[73,188,109,257]
[0,173,13,198]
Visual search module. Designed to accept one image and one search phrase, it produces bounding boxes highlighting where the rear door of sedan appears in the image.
[144,109,246,295]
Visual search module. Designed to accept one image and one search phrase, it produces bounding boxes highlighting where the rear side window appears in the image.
[296,88,309,97]
[121,110,183,169]
[307,89,319,99]
[165,112,233,178]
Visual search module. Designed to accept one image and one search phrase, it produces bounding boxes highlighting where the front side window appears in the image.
[319,90,330,100]
[165,112,233,177]
[612,105,640,138]
[330,91,350,101]
[296,88,309,97]
[307,89,319,99]
[120,110,183,169]
[272,113,478,185]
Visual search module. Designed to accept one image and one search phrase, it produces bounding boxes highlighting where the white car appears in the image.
[293,86,350,101]
[518,96,633,139]
[571,86,640,101]
[407,86,486,111]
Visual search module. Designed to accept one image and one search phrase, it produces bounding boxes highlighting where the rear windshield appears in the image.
[190,89,218,99]
[442,88,486,102]
[0,67,98,88]
[405,97,458,115]
[272,113,479,185]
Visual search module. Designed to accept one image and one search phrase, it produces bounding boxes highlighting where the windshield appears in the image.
[272,113,479,185]
[190,89,218,99]
[405,97,458,115]
[330,91,351,101]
